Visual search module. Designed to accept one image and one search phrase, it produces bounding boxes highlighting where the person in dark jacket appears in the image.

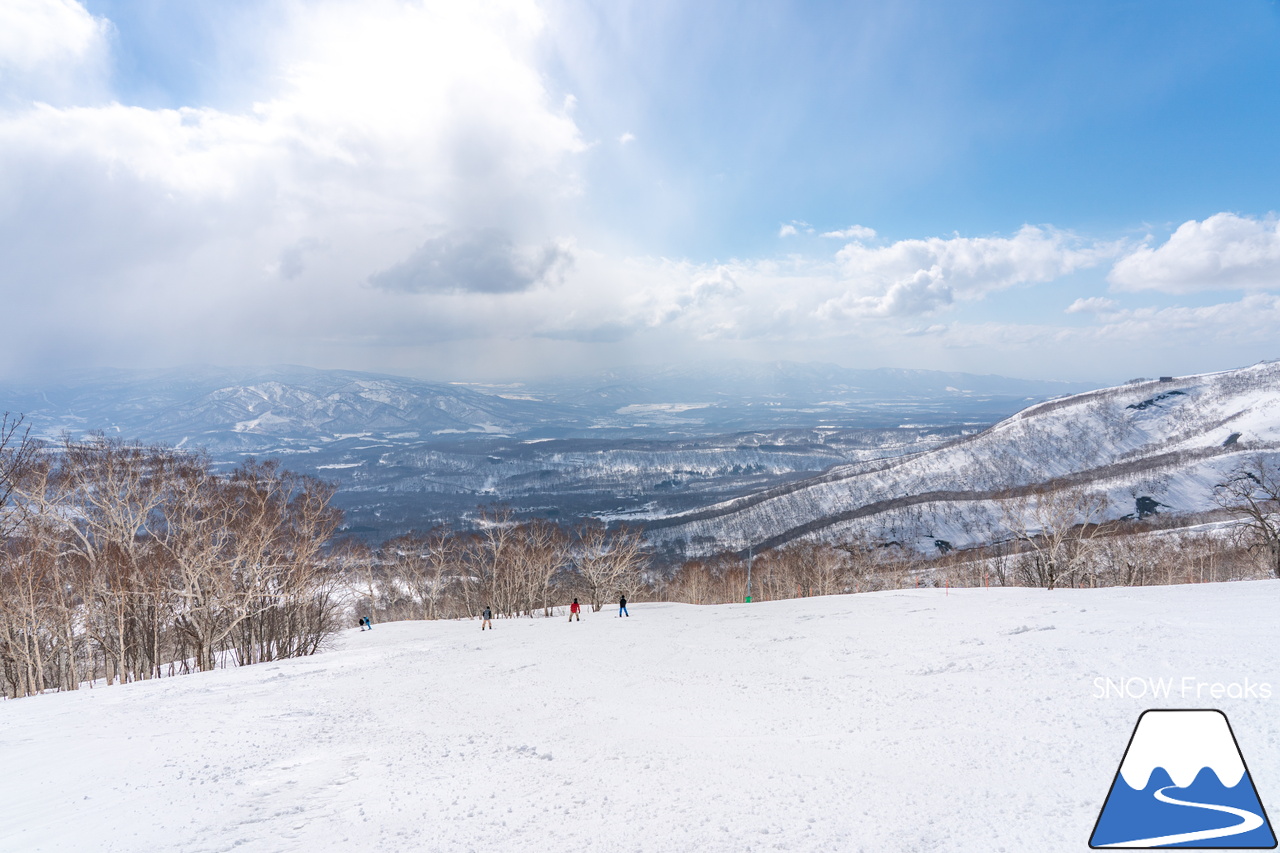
[618,595,629,618]
[569,598,581,622]
[481,606,493,630]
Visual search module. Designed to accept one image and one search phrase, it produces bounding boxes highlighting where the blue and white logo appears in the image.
[1091,709,1276,848]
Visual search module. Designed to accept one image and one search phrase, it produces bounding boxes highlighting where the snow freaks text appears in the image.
[1093,677,1273,701]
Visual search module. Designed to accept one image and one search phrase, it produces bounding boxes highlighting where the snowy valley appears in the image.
[0,361,1086,538]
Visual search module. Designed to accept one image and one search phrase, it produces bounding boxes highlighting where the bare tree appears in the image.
[574,523,648,612]
[0,414,36,540]
[999,487,1113,590]
[473,507,520,618]
[1214,455,1280,578]
[521,520,571,618]
[0,436,346,699]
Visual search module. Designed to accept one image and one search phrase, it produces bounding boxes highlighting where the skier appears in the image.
[569,598,581,622]
[359,616,372,631]
[481,606,493,630]
[618,595,629,618]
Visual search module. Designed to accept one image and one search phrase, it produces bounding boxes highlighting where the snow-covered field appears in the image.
[4,582,1279,852]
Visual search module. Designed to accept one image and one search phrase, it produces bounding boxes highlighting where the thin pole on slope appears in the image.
[746,546,753,603]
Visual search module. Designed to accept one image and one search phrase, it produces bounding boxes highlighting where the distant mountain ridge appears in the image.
[0,361,1091,449]
[512,359,1087,409]
[0,364,572,450]
[0,360,1100,539]
[641,361,1280,556]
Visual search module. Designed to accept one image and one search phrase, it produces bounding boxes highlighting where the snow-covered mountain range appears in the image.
[0,364,571,450]
[643,361,1280,556]
[4,361,1277,549]
[0,361,1088,537]
[0,361,1086,448]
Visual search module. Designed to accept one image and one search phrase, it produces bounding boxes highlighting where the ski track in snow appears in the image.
[1100,785,1264,847]
[2,581,1279,852]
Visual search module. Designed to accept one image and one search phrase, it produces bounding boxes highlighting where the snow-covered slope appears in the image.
[646,361,1280,555]
[2,582,1278,852]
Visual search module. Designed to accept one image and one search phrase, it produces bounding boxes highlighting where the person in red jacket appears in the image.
[569,598,581,622]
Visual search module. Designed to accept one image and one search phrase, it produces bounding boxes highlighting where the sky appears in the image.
[1,0,1278,384]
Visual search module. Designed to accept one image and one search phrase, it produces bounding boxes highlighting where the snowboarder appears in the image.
[569,598,581,622]
[481,606,493,630]
[618,595,629,618]
[359,616,372,631]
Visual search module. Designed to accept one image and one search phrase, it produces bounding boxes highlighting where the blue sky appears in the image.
[1,0,1278,383]
[553,1,1280,255]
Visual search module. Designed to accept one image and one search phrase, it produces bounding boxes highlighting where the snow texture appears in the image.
[2,581,1279,852]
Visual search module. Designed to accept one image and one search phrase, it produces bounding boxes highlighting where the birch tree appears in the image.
[1214,456,1280,578]
[999,487,1112,590]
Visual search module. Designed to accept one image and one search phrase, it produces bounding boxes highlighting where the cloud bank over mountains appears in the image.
[0,0,1276,382]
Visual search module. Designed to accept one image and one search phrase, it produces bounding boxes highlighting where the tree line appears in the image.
[0,420,652,699]
[0,422,343,699]
[342,509,648,624]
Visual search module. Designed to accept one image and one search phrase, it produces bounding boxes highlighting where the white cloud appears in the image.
[618,131,635,144]
[411,226,1126,356]
[821,225,1111,318]
[910,293,1280,379]
[370,228,572,294]
[1109,213,1280,293]
[1,4,1274,384]
[1088,293,1280,344]
[0,0,586,374]
[496,246,1280,383]
[1066,296,1117,314]
[821,225,876,241]
[0,0,111,105]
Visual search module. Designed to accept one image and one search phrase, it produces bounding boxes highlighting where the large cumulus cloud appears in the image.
[0,0,583,374]
[1109,213,1280,293]
[0,0,111,106]
[820,226,1111,319]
